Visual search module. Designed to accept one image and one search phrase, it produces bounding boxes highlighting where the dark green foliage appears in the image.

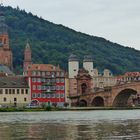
[45,105,52,111]
[2,6,140,74]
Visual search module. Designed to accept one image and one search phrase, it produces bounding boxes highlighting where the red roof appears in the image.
[124,72,140,76]
[27,64,63,72]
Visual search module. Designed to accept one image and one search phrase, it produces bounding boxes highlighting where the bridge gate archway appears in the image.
[79,99,87,107]
[112,88,137,107]
[92,96,104,107]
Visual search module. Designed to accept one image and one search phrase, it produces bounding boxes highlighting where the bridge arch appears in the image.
[113,88,137,107]
[79,99,87,107]
[92,96,104,107]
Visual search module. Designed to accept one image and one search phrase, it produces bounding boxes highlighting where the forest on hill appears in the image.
[2,6,140,74]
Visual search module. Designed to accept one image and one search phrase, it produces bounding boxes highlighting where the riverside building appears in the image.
[23,43,66,107]
[0,76,30,107]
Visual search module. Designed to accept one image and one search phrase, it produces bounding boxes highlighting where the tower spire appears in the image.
[23,40,32,72]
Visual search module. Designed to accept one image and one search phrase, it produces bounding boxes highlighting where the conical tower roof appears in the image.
[83,55,93,62]
[68,54,79,61]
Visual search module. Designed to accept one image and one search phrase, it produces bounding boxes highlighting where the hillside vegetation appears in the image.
[2,6,140,74]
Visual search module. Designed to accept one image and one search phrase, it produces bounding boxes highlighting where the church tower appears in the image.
[23,41,32,72]
[0,6,13,70]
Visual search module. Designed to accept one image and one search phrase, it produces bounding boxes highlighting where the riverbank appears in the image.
[0,106,140,112]
[69,106,140,111]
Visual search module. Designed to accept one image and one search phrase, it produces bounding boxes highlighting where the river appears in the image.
[0,110,140,140]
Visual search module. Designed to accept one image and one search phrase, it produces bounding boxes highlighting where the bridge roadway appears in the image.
[74,82,140,107]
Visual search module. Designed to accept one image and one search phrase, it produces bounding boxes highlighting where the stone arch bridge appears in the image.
[71,82,140,107]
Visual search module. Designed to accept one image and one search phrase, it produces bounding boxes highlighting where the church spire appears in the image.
[23,40,32,72]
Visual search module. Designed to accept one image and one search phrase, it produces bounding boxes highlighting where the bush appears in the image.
[45,105,52,111]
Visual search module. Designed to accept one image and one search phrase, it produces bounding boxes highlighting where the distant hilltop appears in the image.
[1,5,140,74]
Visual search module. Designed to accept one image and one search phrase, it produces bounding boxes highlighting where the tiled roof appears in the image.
[0,64,14,75]
[0,76,29,88]
[27,64,63,72]
[124,72,140,76]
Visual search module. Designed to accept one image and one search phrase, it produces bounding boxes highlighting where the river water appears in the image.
[0,110,140,140]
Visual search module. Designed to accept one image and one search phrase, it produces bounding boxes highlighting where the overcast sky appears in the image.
[3,0,140,50]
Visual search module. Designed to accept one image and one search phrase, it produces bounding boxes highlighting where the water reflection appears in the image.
[0,111,140,139]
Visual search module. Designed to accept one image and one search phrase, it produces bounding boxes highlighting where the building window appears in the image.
[42,72,45,76]
[0,89,2,94]
[60,86,64,90]
[56,94,59,98]
[50,94,55,98]
[60,78,64,83]
[46,79,50,83]
[60,72,64,77]
[60,94,64,98]
[42,78,45,82]
[37,93,41,98]
[42,86,46,90]
[81,83,87,94]
[37,85,41,90]
[51,86,55,90]
[37,78,41,82]
[17,89,20,94]
[47,72,50,75]
[21,89,24,94]
[51,78,55,83]
[56,86,60,90]
[56,78,59,83]
[5,89,8,94]
[46,94,50,98]
[41,94,45,98]
[25,89,28,94]
[32,78,36,82]
[32,71,36,76]
[46,86,50,90]
[3,97,7,102]
[56,72,59,77]
[32,93,36,98]
[9,89,11,94]
[14,98,17,102]
[37,71,41,76]
[33,85,36,90]
[12,89,15,94]
[24,98,27,102]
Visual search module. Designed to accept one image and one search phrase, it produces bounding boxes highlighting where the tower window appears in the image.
[81,83,87,94]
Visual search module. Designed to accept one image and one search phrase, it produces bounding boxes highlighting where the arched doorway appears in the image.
[79,100,87,107]
[81,83,87,94]
[30,99,40,106]
[92,96,104,106]
[113,89,137,107]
